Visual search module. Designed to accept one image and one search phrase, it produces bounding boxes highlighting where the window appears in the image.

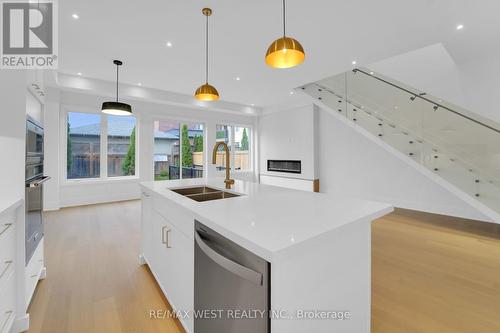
[107,115,136,177]
[67,112,101,179]
[153,120,204,181]
[234,126,250,171]
[215,124,251,172]
[215,124,232,170]
[182,122,204,179]
[66,112,137,181]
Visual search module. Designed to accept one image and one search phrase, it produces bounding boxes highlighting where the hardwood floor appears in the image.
[27,201,500,332]
[27,201,184,333]
[372,209,500,333]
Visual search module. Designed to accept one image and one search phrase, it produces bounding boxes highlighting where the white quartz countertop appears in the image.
[0,197,23,215]
[140,178,393,262]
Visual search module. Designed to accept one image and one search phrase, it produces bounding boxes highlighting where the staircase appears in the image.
[299,68,500,222]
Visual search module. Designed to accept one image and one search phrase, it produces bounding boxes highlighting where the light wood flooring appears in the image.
[372,209,500,333]
[26,201,500,333]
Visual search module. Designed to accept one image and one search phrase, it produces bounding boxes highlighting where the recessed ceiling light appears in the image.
[250,103,255,106]
[166,41,173,47]
[352,60,357,65]
[138,82,142,86]
[370,71,374,75]
[456,24,464,30]
[72,13,79,19]
[77,72,82,76]
[289,91,294,95]
[235,77,240,81]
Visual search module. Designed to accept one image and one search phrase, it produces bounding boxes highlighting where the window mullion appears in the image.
[179,122,183,179]
[101,115,108,180]
[231,126,236,171]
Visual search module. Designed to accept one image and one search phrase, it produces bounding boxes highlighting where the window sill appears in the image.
[62,176,140,186]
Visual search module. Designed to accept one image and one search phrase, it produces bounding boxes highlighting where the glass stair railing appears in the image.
[299,68,500,220]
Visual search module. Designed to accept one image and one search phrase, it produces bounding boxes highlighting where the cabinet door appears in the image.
[152,210,194,333]
[141,192,154,264]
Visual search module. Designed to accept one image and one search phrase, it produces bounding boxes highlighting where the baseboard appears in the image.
[39,266,47,280]
[12,313,29,333]
[43,201,60,211]
[59,195,141,209]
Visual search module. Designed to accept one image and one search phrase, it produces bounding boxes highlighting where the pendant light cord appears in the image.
[205,13,209,84]
[116,63,119,102]
[283,0,286,37]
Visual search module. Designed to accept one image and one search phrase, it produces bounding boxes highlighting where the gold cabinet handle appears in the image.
[0,260,13,280]
[0,310,13,332]
[0,223,13,236]
[161,226,172,248]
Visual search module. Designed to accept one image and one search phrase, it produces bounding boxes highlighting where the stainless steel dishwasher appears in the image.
[194,220,270,333]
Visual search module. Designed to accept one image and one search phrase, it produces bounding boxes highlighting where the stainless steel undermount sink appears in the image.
[171,186,242,202]
[171,186,220,196]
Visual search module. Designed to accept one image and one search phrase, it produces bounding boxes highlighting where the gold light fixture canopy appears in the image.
[195,83,219,101]
[194,7,220,101]
[265,0,305,69]
[265,36,305,69]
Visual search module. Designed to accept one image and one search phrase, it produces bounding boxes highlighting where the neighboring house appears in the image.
[68,119,203,179]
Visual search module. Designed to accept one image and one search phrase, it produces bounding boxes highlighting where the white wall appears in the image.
[26,91,43,123]
[368,43,500,123]
[44,85,257,209]
[259,104,317,180]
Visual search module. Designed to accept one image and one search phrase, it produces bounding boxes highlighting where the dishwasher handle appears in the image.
[195,231,263,286]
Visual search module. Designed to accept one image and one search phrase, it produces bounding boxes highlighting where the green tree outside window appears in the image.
[241,128,249,150]
[194,135,203,152]
[181,124,193,168]
[122,127,136,175]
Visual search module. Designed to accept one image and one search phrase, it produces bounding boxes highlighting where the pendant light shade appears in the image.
[265,0,305,69]
[101,101,132,116]
[195,83,219,101]
[265,37,305,68]
[194,8,220,101]
[102,60,133,115]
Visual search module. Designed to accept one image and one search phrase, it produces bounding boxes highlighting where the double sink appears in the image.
[171,186,241,202]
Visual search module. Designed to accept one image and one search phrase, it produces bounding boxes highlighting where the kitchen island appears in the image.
[140,178,393,333]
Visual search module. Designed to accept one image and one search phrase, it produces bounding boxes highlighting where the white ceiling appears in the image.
[59,0,500,107]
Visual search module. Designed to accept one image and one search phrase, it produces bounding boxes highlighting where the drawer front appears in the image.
[0,258,14,295]
[0,273,16,333]
[0,222,15,265]
[26,237,44,306]
[0,218,16,263]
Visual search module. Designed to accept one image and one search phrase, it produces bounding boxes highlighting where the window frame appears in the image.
[215,123,253,173]
[152,116,207,181]
[62,106,139,184]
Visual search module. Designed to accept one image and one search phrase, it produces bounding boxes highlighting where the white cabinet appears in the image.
[141,193,194,333]
[141,191,154,263]
[25,238,44,307]
[0,273,15,333]
[0,200,21,333]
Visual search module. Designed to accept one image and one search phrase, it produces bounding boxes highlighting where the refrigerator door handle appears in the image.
[195,231,263,286]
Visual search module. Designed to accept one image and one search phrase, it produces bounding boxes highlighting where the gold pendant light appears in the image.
[194,8,219,101]
[265,0,305,69]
